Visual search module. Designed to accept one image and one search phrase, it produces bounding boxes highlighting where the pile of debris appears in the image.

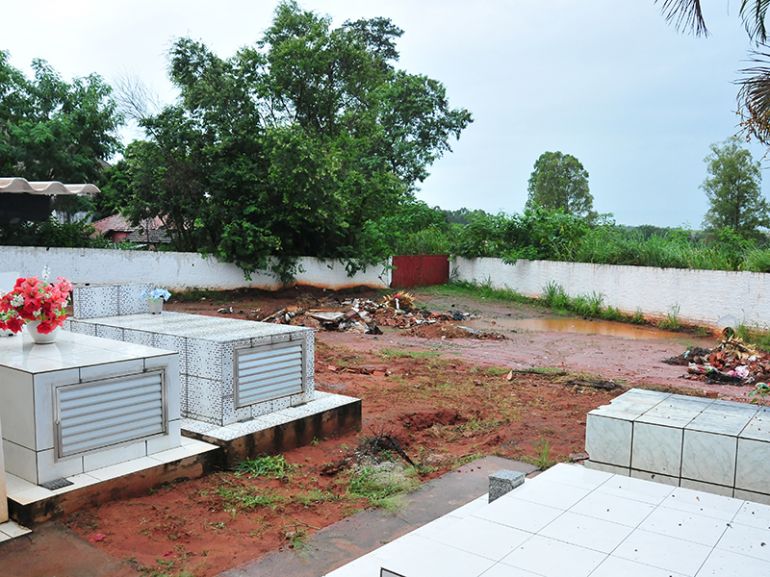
[665,328,770,385]
[251,291,483,337]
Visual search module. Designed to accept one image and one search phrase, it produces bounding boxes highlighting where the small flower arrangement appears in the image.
[143,287,172,302]
[0,275,73,334]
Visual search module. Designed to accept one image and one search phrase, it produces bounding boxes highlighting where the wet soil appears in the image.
[61,286,744,576]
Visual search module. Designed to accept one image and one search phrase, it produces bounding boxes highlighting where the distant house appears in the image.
[91,214,170,245]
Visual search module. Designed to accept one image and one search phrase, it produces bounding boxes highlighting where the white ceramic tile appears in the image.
[631,422,683,476]
[419,515,531,561]
[614,528,712,576]
[716,522,770,562]
[591,556,687,577]
[584,461,630,476]
[79,359,144,382]
[323,553,390,577]
[0,368,34,449]
[686,405,757,436]
[501,535,606,577]
[681,430,737,486]
[570,491,656,527]
[477,563,543,577]
[733,499,770,529]
[585,414,632,467]
[0,520,31,539]
[500,478,592,510]
[81,439,147,471]
[535,463,612,491]
[375,534,495,577]
[639,506,730,546]
[741,407,770,442]
[122,329,154,347]
[680,478,734,498]
[87,456,160,481]
[733,489,770,506]
[735,438,770,494]
[630,468,680,488]
[473,496,564,533]
[539,511,633,553]
[447,495,490,520]
[146,420,182,454]
[95,325,124,341]
[663,487,743,521]
[2,440,38,484]
[36,448,84,484]
[697,548,770,577]
[596,472,675,505]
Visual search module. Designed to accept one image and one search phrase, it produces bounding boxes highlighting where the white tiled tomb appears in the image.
[67,284,316,427]
[586,388,770,502]
[0,330,181,485]
[325,463,770,577]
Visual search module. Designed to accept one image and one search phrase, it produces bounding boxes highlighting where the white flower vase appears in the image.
[28,320,58,344]
[148,298,164,315]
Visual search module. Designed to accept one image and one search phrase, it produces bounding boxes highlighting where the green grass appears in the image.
[217,486,284,513]
[347,466,419,511]
[736,324,770,352]
[293,489,338,507]
[427,281,534,305]
[521,438,556,470]
[380,348,441,360]
[657,305,681,330]
[235,455,294,479]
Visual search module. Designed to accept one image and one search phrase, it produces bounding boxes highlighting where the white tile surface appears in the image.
[733,489,770,506]
[697,548,770,576]
[585,414,632,467]
[732,500,770,529]
[36,448,84,484]
[0,367,34,448]
[630,468,680,487]
[595,472,675,505]
[500,478,592,510]
[3,440,39,483]
[539,511,633,553]
[631,422,683,476]
[501,535,606,577]
[418,515,531,560]
[0,520,31,539]
[535,463,612,490]
[33,368,79,450]
[639,506,730,546]
[375,534,495,577]
[681,430,737,486]
[735,438,770,494]
[613,529,713,575]
[79,358,144,382]
[663,487,744,521]
[716,522,770,563]
[81,439,147,471]
[680,478,734,498]
[473,496,564,533]
[569,491,656,527]
[590,556,688,577]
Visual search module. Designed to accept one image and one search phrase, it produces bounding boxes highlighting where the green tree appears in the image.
[0,51,122,183]
[121,1,471,278]
[525,151,594,219]
[701,137,770,236]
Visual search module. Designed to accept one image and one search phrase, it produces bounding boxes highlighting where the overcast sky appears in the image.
[4,1,767,227]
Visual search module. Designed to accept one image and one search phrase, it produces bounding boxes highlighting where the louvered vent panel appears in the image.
[236,342,304,407]
[56,371,165,457]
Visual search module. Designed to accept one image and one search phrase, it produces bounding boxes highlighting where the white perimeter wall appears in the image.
[452,257,770,328]
[0,246,390,291]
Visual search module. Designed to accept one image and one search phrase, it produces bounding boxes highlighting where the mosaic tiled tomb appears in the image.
[0,331,181,485]
[585,388,770,503]
[68,285,316,427]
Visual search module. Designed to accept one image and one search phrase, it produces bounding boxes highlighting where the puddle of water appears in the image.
[465,317,689,341]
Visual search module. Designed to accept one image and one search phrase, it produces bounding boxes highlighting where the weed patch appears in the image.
[347,465,419,511]
[235,455,294,479]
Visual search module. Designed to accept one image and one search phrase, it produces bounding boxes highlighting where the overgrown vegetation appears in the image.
[347,465,419,511]
[235,455,294,479]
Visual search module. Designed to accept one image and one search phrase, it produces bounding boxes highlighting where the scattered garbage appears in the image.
[665,328,770,385]
[248,293,500,339]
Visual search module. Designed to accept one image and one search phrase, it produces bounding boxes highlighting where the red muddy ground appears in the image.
[63,286,747,577]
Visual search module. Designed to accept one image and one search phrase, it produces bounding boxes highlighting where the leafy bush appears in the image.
[0,219,110,248]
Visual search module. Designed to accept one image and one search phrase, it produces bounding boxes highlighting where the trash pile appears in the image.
[247,291,497,338]
[664,328,770,385]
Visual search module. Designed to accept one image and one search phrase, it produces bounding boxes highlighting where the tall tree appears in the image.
[121,1,472,277]
[525,151,594,219]
[701,137,770,236]
[0,51,122,183]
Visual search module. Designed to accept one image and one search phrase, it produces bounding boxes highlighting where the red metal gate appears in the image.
[390,255,449,288]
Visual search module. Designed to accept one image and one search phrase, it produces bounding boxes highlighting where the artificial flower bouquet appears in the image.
[0,276,73,334]
[144,287,172,302]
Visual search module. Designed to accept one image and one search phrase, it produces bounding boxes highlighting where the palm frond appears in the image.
[740,0,770,43]
[657,0,708,36]
[738,47,770,143]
